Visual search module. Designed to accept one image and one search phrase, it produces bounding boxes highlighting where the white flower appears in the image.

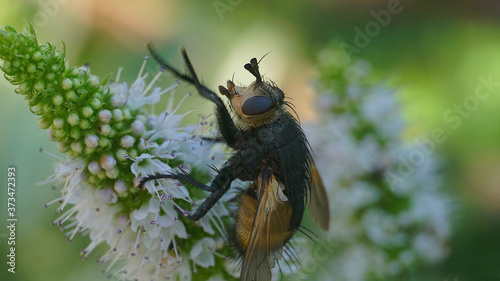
[190,237,216,268]
[125,58,181,110]
[40,60,235,281]
[303,51,452,280]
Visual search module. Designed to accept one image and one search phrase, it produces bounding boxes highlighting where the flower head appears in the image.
[302,47,452,280]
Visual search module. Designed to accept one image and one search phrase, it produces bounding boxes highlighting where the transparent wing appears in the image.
[308,159,330,231]
[240,169,292,281]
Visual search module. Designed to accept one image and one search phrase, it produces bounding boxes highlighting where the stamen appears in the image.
[150,185,162,201]
[131,229,142,256]
[44,197,62,208]
[172,238,180,262]
[137,57,149,80]
[82,232,106,259]
[170,92,192,116]
[209,214,227,241]
[67,221,83,242]
[56,205,78,225]
[210,249,226,259]
[105,253,121,274]
[166,87,176,113]
[151,213,159,225]
[61,221,77,232]
[39,147,64,161]
[116,67,123,82]
[117,219,131,234]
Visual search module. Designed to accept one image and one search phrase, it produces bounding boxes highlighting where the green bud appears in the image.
[70,126,81,139]
[81,106,93,118]
[67,112,79,126]
[92,91,102,101]
[38,117,50,129]
[30,104,42,114]
[97,170,107,180]
[46,72,55,81]
[100,124,111,136]
[84,146,96,154]
[51,64,60,72]
[19,82,28,93]
[54,128,66,139]
[106,168,119,179]
[57,142,69,153]
[116,148,128,161]
[47,129,56,141]
[113,109,123,121]
[42,104,51,114]
[99,137,111,148]
[13,59,21,68]
[122,109,131,120]
[27,63,36,73]
[53,94,63,106]
[114,122,124,131]
[20,73,29,82]
[3,60,11,72]
[53,118,64,129]
[76,88,87,98]
[53,51,62,60]
[88,75,99,88]
[62,78,73,90]
[71,141,83,153]
[65,90,76,101]
[127,148,138,159]
[71,67,82,76]
[73,78,83,89]
[89,98,101,109]
[34,80,44,91]
[88,175,98,184]
[79,119,90,129]
[32,51,42,61]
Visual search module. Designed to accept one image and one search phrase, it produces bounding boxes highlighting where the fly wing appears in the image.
[308,159,330,231]
[240,169,292,281]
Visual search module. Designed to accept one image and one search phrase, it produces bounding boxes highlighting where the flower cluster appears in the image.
[303,47,452,280]
[0,25,237,280]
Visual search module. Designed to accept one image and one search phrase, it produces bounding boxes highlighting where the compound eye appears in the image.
[241,96,274,115]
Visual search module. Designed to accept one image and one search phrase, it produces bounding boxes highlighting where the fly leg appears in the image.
[147,44,240,147]
[138,165,236,221]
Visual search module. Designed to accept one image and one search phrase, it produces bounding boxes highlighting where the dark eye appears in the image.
[241,96,275,115]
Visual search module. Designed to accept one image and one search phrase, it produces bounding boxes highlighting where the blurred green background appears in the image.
[1,0,500,280]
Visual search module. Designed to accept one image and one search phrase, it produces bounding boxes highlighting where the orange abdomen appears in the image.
[233,188,293,253]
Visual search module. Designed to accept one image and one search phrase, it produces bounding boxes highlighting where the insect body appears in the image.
[140,46,330,281]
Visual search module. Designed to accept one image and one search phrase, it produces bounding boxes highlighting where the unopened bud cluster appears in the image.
[0,24,141,190]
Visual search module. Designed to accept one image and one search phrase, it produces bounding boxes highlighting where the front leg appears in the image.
[188,167,233,220]
[139,165,235,221]
[139,167,216,192]
[147,44,224,107]
[147,44,240,147]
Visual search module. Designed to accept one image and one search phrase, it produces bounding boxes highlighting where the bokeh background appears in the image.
[1,0,500,280]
